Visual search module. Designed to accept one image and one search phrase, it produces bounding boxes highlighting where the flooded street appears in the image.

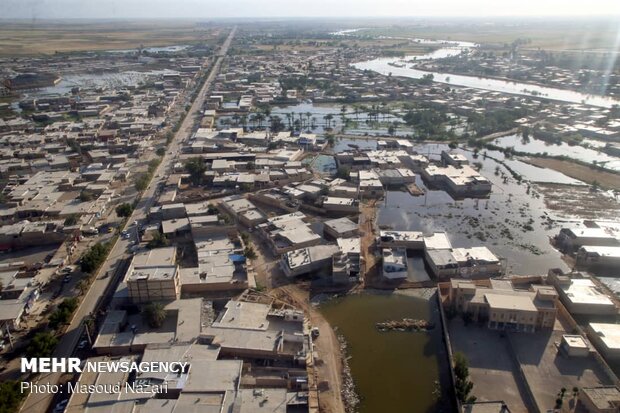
[320,290,454,413]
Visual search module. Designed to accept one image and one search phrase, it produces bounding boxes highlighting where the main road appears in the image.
[20,26,236,413]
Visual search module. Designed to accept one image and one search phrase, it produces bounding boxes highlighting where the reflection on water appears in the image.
[320,291,454,413]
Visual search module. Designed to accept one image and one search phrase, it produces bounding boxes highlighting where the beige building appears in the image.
[579,387,620,413]
[126,247,180,303]
[447,279,557,332]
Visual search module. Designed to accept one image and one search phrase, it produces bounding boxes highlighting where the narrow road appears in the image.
[19,26,236,413]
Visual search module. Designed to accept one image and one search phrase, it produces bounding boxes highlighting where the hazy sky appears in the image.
[4,0,620,19]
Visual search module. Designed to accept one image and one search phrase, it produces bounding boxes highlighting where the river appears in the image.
[349,35,620,108]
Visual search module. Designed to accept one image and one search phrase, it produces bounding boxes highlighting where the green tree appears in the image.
[143,302,167,328]
[0,380,28,413]
[79,190,95,202]
[185,157,207,186]
[337,166,350,180]
[147,232,168,249]
[454,352,475,403]
[80,242,111,273]
[115,203,134,218]
[148,159,160,174]
[49,298,79,329]
[26,332,58,358]
[244,246,257,260]
[135,174,150,191]
[64,214,79,226]
[156,147,166,157]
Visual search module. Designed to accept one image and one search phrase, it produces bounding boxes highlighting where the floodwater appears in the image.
[332,137,378,153]
[305,154,337,175]
[493,134,620,172]
[23,70,177,98]
[320,290,454,413]
[378,143,577,275]
[353,41,620,108]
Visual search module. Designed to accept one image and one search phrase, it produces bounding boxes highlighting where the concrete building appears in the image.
[126,247,180,303]
[93,298,203,354]
[220,196,267,228]
[281,244,340,278]
[426,246,502,279]
[377,230,452,251]
[382,248,408,280]
[576,246,620,269]
[333,237,361,283]
[201,300,309,365]
[556,227,620,253]
[422,164,492,198]
[587,323,620,360]
[560,335,590,358]
[357,170,383,197]
[547,269,616,316]
[180,235,248,294]
[322,197,360,214]
[258,212,321,255]
[447,279,557,332]
[579,386,620,413]
[441,150,469,167]
[323,217,358,239]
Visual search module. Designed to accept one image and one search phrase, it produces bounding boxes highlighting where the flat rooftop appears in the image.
[561,278,615,307]
[485,293,538,312]
[324,217,358,234]
[132,247,176,267]
[581,386,620,410]
[589,323,620,350]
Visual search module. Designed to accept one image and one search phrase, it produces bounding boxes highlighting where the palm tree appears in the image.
[263,105,272,118]
[324,114,334,128]
[240,115,247,129]
[255,113,265,128]
[143,302,166,328]
[305,112,312,130]
[285,113,292,128]
[232,114,240,126]
[249,114,257,128]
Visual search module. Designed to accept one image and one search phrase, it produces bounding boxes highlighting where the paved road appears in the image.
[20,27,236,413]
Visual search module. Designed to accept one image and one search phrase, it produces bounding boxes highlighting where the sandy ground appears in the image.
[269,285,345,413]
[360,200,379,287]
[524,157,620,191]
